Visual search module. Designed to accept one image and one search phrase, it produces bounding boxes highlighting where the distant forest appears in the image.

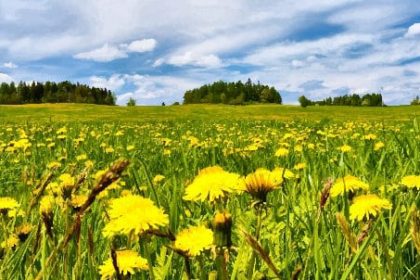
[183,79,282,105]
[0,81,115,105]
[298,93,384,107]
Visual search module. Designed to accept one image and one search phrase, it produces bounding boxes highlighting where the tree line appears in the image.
[0,81,116,105]
[298,93,384,107]
[183,79,282,105]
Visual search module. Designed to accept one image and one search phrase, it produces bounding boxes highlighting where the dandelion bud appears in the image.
[16,224,33,242]
[212,211,232,248]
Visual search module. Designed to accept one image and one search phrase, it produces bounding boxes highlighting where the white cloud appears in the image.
[89,74,125,91]
[405,23,420,37]
[166,52,222,68]
[3,62,17,68]
[74,38,157,62]
[74,43,127,62]
[125,38,157,53]
[0,72,13,83]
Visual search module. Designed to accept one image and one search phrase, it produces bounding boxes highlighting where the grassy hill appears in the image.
[0,103,418,122]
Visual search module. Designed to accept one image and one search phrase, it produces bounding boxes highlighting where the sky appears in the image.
[0,0,420,105]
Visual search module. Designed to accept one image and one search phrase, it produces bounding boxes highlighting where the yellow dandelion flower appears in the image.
[271,167,295,180]
[47,161,61,169]
[174,225,213,257]
[242,168,283,202]
[58,173,75,188]
[349,194,392,221]
[99,249,148,280]
[339,145,352,153]
[1,235,19,249]
[275,147,289,157]
[153,175,165,185]
[103,195,168,237]
[39,196,55,215]
[400,175,420,190]
[76,154,87,161]
[16,223,33,241]
[183,166,243,203]
[0,197,20,214]
[330,176,369,197]
[293,163,306,170]
[70,194,88,210]
[374,141,385,151]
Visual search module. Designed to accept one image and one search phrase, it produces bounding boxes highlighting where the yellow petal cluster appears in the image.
[400,175,420,190]
[99,249,148,280]
[183,166,243,202]
[0,197,20,211]
[103,195,168,237]
[330,176,369,197]
[349,194,392,221]
[174,225,213,257]
[241,168,283,201]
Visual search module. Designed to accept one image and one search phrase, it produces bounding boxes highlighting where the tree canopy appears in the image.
[183,79,281,105]
[298,93,384,107]
[0,81,115,105]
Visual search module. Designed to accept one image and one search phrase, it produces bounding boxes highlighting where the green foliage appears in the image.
[126,97,136,107]
[303,93,384,107]
[183,79,281,105]
[298,95,312,107]
[0,81,115,105]
[411,96,420,105]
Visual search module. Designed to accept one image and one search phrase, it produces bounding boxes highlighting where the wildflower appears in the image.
[400,175,420,190]
[330,176,369,197]
[76,154,87,161]
[126,145,135,152]
[103,195,168,237]
[212,211,233,248]
[183,166,243,203]
[1,235,19,250]
[275,147,289,157]
[349,194,392,221]
[272,167,295,180]
[173,225,213,257]
[47,161,61,169]
[242,168,283,202]
[39,196,55,215]
[0,197,20,215]
[339,145,352,153]
[153,175,165,185]
[16,224,33,242]
[293,163,306,170]
[70,194,88,210]
[99,249,148,280]
[374,141,385,151]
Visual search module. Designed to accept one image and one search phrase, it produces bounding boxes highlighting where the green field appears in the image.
[0,103,419,122]
[0,104,419,279]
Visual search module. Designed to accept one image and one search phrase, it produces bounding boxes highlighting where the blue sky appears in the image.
[0,0,420,105]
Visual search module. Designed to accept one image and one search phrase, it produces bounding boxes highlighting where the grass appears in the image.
[0,103,419,122]
[0,103,419,279]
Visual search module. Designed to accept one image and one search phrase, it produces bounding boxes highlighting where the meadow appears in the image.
[0,104,419,279]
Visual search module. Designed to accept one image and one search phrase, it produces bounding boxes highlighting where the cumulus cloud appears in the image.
[125,38,157,53]
[89,74,126,90]
[405,23,420,37]
[74,43,128,62]
[0,72,13,83]
[74,38,157,62]
[3,62,17,68]
[165,52,222,68]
